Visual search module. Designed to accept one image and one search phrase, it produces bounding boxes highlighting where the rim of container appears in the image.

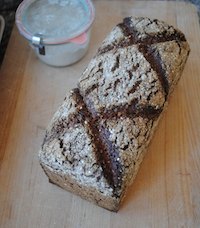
[16,0,95,45]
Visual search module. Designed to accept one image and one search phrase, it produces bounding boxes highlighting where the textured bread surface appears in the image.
[39,17,190,211]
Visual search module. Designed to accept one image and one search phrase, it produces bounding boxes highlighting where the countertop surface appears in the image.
[0,1,200,227]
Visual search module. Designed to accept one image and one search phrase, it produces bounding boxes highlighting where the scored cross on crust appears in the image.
[39,17,190,211]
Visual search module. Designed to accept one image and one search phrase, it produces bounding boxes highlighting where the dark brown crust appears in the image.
[73,87,162,196]
[42,113,81,149]
[138,44,169,99]
[42,17,189,202]
[70,88,162,196]
[97,98,162,121]
[72,88,123,197]
[85,83,99,96]
[96,17,186,100]
[120,17,186,45]
[98,17,186,55]
[127,80,142,95]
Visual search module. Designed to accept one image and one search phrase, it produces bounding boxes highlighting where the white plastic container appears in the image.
[16,0,95,67]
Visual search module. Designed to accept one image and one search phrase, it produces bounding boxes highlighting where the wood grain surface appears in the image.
[0,1,200,227]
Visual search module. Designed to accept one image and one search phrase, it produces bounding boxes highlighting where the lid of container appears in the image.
[16,0,95,45]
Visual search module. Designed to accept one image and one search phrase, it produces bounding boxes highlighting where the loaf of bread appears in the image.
[39,17,190,211]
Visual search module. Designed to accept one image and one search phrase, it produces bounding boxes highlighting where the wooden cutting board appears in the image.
[0,1,200,227]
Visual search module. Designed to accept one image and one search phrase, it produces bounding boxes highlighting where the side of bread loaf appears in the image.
[39,17,190,211]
